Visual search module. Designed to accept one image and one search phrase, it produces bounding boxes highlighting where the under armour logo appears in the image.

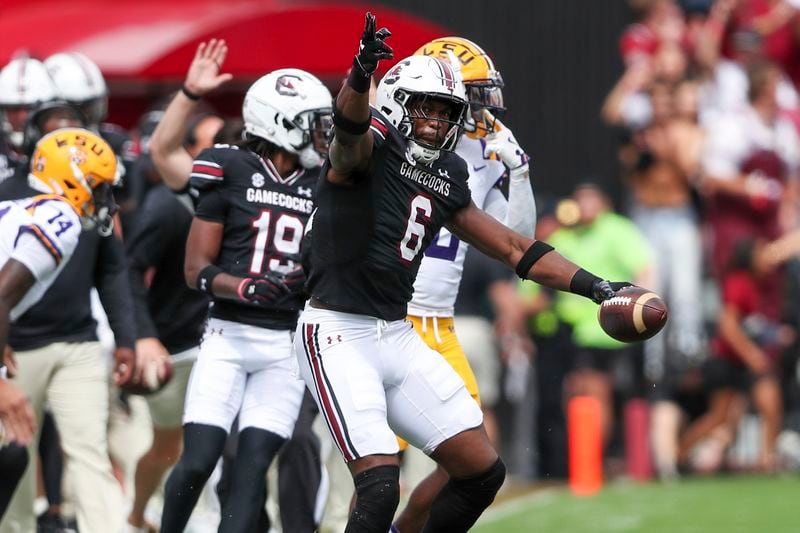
[199,278,207,291]
[327,335,342,345]
[251,173,265,188]
[297,186,313,197]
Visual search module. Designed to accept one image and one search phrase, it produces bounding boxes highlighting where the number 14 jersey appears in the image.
[308,110,472,321]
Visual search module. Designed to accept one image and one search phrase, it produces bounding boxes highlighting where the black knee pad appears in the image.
[451,458,506,507]
[347,465,400,533]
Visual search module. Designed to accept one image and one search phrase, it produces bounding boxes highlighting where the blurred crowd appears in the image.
[516,0,800,482]
[2,1,800,532]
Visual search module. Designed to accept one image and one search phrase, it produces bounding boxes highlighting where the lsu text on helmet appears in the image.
[45,52,108,127]
[29,128,120,235]
[0,57,58,148]
[242,69,333,169]
[375,55,468,164]
[415,37,505,136]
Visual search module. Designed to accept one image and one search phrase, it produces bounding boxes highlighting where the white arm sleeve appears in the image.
[484,176,537,237]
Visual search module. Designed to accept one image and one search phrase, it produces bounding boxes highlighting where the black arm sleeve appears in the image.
[94,233,136,349]
[126,190,177,340]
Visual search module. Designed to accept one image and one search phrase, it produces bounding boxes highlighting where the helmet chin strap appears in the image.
[299,146,323,169]
[408,140,440,165]
[8,131,24,148]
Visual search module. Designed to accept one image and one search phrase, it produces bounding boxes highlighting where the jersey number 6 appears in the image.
[399,194,433,263]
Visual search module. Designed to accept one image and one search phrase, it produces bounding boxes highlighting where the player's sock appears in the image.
[218,427,286,533]
[346,464,400,533]
[421,458,506,533]
[161,423,227,533]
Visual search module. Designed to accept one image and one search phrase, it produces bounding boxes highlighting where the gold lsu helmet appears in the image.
[415,37,505,135]
[29,128,119,234]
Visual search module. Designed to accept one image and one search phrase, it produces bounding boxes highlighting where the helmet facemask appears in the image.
[397,91,467,161]
[290,108,333,169]
[464,74,506,135]
[87,182,118,236]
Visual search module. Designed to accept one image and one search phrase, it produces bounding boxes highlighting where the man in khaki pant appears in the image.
[0,125,136,533]
[5,342,125,533]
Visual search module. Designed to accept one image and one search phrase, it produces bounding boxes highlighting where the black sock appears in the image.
[218,427,285,533]
[161,423,227,533]
[39,411,63,507]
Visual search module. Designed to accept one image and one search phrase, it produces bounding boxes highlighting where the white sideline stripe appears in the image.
[476,488,559,525]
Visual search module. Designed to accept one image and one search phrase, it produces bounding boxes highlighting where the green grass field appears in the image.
[473,475,798,533]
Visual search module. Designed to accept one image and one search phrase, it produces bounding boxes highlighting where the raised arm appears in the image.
[327,13,393,185]
[149,39,232,191]
[448,202,623,302]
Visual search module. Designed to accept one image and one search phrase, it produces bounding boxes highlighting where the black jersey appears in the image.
[191,144,316,330]
[308,110,472,320]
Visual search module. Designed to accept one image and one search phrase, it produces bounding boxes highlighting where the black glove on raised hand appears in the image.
[238,274,290,304]
[590,280,634,304]
[354,12,393,77]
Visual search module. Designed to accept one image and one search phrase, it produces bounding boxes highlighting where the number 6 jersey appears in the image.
[308,110,472,321]
[191,144,317,330]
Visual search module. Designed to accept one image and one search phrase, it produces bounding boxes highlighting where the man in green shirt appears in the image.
[521,184,653,449]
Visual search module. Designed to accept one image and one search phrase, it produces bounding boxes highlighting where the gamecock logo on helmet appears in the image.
[276,75,302,97]
[383,60,410,86]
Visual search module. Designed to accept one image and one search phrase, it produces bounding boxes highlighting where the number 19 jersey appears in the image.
[308,110,472,321]
[191,145,316,330]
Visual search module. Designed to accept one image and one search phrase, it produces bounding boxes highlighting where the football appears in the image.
[598,286,668,343]
[121,357,174,395]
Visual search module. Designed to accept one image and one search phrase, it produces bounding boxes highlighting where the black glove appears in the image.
[283,266,307,295]
[239,274,290,304]
[590,280,634,304]
[354,12,393,76]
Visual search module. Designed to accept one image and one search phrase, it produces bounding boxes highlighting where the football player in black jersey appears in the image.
[297,13,630,533]
[159,67,332,533]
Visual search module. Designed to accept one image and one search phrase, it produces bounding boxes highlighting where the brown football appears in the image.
[597,286,668,343]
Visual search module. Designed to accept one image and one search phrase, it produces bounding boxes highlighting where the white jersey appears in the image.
[407,134,506,317]
[0,195,81,320]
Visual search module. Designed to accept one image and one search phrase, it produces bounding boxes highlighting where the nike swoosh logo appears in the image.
[472,164,487,172]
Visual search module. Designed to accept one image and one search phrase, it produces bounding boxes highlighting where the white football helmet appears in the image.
[0,58,57,148]
[376,55,468,164]
[45,52,108,127]
[243,68,333,169]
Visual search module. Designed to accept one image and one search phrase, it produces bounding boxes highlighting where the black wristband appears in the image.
[515,240,555,278]
[332,104,371,136]
[348,58,372,93]
[569,268,602,300]
[196,265,223,296]
[181,85,201,101]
